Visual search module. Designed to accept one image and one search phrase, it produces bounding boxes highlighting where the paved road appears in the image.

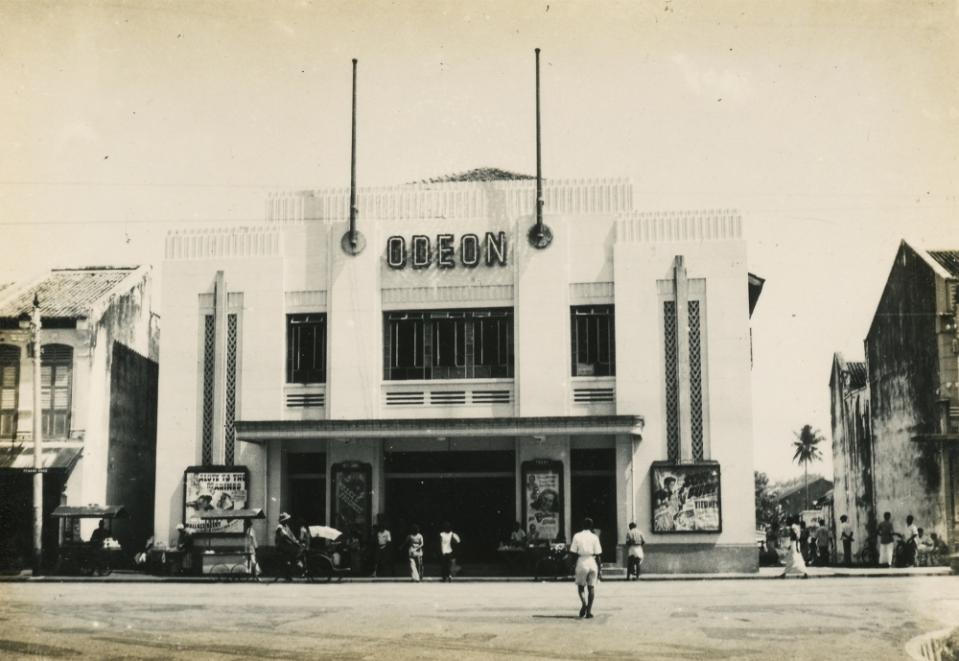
[0,576,955,660]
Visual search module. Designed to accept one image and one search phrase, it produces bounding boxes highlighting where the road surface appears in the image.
[0,576,955,660]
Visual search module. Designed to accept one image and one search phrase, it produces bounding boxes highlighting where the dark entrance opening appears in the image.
[571,448,616,562]
[385,450,514,566]
[287,452,326,526]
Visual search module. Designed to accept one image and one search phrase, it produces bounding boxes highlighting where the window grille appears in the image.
[0,345,19,440]
[201,315,215,465]
[224,314,238,466]
[663,301,680,462]
[384,308,513,380]
[688,301,704,461]
[570,306,615,377]
[286,314,326,384]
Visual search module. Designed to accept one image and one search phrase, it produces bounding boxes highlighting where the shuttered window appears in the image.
[41,344,72,439]
[0,345,19,439]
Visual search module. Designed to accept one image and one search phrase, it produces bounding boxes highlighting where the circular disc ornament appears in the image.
[340,230,367,256]
[527,224,553,249]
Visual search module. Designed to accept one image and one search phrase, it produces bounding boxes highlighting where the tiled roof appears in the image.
[416,167,535,183]
[0,267,139,319]
[928,251,959,278]
[847,361,867,389]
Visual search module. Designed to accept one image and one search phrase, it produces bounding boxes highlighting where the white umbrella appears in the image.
[308,525,343,540]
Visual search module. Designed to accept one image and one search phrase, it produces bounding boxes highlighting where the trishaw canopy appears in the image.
[51,505,127,519]
[197,508,265,520]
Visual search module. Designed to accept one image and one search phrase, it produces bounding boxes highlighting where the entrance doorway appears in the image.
[287,452,326,526]
[571,448,616,562]
[385,450,514,564]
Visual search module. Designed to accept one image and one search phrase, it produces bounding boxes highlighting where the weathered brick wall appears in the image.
[866,244,945,535]
[106,342,158,555]
[829,359,872,556]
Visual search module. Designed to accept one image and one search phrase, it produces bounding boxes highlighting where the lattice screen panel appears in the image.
[688,300,704,461]
[663,301,680,462]
[201,315,215,465]
[224,314,238,466]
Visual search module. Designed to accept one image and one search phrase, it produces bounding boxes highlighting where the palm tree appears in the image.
[792,424,825,511]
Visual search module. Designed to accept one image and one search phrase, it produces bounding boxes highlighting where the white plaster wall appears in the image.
[154,256,283,545]
[515,216,571,416]
[614,238,754,547]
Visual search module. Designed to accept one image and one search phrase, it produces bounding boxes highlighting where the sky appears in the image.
[1,0,958,483]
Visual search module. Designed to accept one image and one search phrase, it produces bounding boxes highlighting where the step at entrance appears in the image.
[601,563,626,578]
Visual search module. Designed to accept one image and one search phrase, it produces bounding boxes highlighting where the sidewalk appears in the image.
[0,565,951,583]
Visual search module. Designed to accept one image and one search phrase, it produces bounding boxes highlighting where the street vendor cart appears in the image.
[194,508,264,579]
[51,505,127,576]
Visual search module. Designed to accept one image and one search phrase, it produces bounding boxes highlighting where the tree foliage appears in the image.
[792,424,825,510]
[754,471,780,528]
[792,424,825,466]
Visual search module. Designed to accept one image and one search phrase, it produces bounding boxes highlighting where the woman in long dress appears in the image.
[781,517,808,578]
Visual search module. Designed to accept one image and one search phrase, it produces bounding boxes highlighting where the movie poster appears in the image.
[522,460,564,542]
[331,462,372,533]
[183,466,249,533]
[650,462,722,533]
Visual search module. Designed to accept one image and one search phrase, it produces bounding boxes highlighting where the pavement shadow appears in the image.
[531,614,583,620]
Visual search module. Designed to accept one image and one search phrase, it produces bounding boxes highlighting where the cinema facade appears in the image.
[154,174,763,573]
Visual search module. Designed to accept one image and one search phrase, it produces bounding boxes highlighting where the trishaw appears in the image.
[194,508,265,580]
[304,525,354,582]
[51,505,127,576]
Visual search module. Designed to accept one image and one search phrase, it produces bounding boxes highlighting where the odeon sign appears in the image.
[385,232,508,269]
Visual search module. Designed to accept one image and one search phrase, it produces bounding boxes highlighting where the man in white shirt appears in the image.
[439,522,461,582]
[569,517,603,619]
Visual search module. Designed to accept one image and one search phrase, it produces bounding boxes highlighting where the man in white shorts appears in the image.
[569,517,603,619]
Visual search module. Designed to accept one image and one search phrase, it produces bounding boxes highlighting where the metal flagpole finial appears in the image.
[528,47,552,249]
[342,57,366,256]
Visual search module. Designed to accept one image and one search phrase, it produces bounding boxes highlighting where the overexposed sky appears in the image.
[1,1,957,482]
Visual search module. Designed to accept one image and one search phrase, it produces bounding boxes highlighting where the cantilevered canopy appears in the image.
[52,505,127,519]
[235,415,644,443]
[198,508,265,520]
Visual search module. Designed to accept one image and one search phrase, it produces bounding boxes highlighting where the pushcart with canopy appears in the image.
[51,505,127,576]
[194,508,264,579]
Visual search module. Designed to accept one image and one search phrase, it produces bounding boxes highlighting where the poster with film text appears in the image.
[523,461,563,542]
[650,463,722,533]
[183,467,249,533]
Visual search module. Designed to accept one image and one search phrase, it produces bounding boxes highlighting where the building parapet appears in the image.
[616,209,742,243]
[266,178,634,223]
[165,226,283,261]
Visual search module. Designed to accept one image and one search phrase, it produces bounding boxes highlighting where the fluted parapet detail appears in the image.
[266,178,634,223]
[615,209,743,243]
[165,226,283,260]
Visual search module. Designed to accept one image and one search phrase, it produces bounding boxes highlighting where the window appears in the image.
[287,314,327,384]
[384,308,513,380]
[41,344,72,439]
[0,345,19,439]
[570,306,615,377]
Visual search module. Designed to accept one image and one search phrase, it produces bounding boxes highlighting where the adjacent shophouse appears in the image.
[830,241,959,558]
[154,172,764,573]
[0,266,159,569]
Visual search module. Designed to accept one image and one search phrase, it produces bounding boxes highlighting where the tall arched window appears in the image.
[42,344,73,439]
[0,344,19,440]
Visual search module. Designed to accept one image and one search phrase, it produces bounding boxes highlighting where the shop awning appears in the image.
[51,505,126,519]
[236,415,644,443]
[0,445,82,472]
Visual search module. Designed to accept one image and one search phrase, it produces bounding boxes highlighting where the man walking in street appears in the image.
[877,511,895,568]
[439,521,461,582]
[569,517,603,619]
